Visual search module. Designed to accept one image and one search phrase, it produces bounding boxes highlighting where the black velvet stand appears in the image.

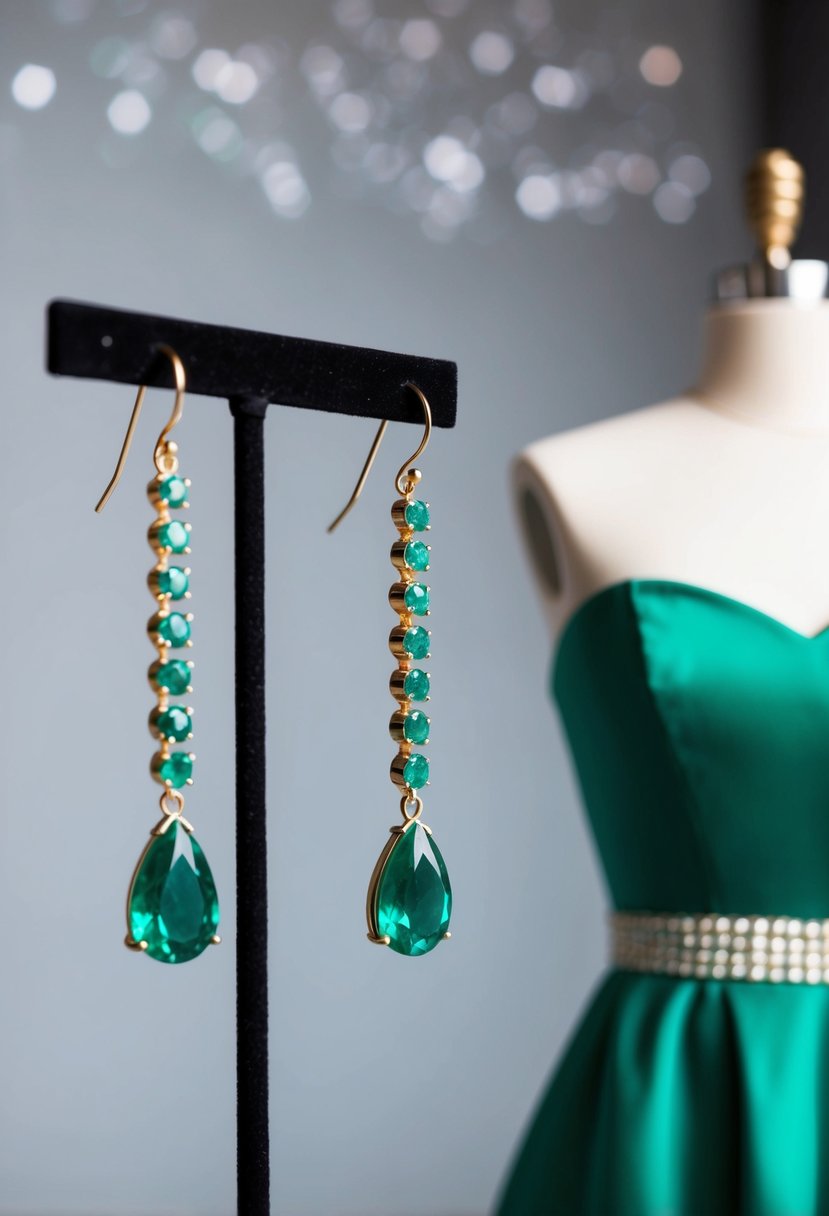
[46,299,458,1216]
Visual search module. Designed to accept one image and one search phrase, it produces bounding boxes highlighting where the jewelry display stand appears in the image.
[46,298,458,1216]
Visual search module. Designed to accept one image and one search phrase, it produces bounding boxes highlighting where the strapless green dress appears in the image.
[497,579,829,1216]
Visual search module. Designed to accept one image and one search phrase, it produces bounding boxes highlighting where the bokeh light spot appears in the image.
[192,48,230,91]
[399,19,442,61]
[618,152,660,194]
[192,107,244,161]
[639,45,682,87]
[469,31,515,75]
[300,45,346,96]
[423,134,484,192]
[329,92,373,133]
[11,64,57,110]
[653,180,695,222]
[262,161,311,218]
[668,153,710,195]
[150,14,197,60]
[531,65,587,109]
[516,173,561,220]
[333,0,374,28]
[107,89,151,134]
[215,61,259,105]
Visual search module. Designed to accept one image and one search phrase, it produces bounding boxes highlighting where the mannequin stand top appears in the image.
[513,299,829,644]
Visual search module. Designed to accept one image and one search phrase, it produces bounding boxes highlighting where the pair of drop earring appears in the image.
[95,346,452,965]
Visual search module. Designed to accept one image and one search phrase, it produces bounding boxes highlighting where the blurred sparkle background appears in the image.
[0,2,754,1214]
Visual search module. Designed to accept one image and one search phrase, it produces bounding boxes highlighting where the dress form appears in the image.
[513,152,829,644]
[497,152,829,1216]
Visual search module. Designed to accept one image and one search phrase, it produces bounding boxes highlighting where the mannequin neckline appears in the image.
[689,390,829,439]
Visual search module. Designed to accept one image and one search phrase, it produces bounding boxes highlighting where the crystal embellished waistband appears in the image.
[611,911,829,984]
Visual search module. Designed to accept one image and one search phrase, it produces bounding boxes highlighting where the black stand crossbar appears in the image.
[47,299,458,426]
[46,298,458,1216]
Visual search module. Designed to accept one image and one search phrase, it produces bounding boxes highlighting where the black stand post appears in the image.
[231,397,270,1215]
[46,299,458,1216]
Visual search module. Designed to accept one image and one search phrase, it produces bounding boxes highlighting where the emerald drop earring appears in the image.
[329,383,452,957]
[95,346,220,963]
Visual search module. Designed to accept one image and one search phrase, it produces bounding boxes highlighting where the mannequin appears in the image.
[497,150,829,1216]
[513,299,829,643]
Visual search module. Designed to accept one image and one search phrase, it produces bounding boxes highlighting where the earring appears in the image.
[95,346,220,964]
[329,383,452,957]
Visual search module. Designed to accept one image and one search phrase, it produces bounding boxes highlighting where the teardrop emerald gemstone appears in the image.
[128,820,219,963]
[373,822,451,956]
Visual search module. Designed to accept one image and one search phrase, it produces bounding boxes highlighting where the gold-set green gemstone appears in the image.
[404,541,430,572]
[403,626,430,659]
[403,710,430,744]
[404,500,430,532]
[128,820,219,964]
[157,475,189,507]
[152,520,190,554]
[404,583,430,615]
[404,669,430,701]
[150,611,192,648]
[372,821,451,956]
[152,751,194,788]
[403,753,429,789]
[151,705,192,742]
[150,659,193,694]
[151,566,190,600]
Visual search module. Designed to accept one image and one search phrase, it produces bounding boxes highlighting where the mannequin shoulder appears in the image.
[516,397,704,499]
[511,397,706,622]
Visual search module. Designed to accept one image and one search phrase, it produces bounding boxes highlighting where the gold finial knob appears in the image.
[744,149,805,268]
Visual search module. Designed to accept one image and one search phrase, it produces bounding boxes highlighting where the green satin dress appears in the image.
[497,579,829,1216]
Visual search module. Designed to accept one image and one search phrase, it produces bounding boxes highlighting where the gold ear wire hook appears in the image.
[95,345,187,513]
[327,381,432,533]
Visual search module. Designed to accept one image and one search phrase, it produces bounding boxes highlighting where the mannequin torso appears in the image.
[513,300,829,642]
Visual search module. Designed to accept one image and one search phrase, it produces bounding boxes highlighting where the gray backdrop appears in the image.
[0,2,755,1213]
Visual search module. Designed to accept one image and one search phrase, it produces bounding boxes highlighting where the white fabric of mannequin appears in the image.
[513,300,829,643]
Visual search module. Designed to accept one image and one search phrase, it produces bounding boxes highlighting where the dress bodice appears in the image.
[553,578,829,918]
[498,577,829,1216]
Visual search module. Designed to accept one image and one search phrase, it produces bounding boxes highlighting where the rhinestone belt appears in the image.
[611,911,829,984]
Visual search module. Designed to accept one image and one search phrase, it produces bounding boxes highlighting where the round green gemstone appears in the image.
[405,500,430,531]
[154,612,191,648]
[128,820,219,964]
[155,520,190,554]
[403,710,430,745]
[374,822,450,956]
[403,668,430,701]
[153,706,192,742]
[404,540,430,572]
[403,626,430,659]
[403,753,429,789]
[151,659,192,695]
[158,475,188,507]
[155,751,194,788]
[156,566,189,600]
[404,583,430,615]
